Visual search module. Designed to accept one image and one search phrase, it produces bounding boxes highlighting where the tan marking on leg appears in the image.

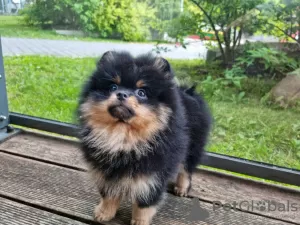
[94,196,121,222]
[131,203,157,225]
[174,164,191,197]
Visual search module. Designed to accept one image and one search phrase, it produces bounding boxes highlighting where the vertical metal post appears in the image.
[0,37,9,130]
[0,0,3,13]
[0,37,19,143]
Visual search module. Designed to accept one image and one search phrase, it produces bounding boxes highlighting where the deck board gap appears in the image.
[0,193,97,225]
[0,148,86,172]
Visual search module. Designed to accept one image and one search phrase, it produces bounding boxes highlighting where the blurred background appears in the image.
[0,0,299,175]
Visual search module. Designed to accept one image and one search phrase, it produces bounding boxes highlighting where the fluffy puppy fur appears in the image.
[78,51,212,225]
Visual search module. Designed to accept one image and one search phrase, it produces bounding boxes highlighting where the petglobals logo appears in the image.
[212,200,299,212]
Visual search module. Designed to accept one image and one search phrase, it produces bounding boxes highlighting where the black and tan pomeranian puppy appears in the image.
[78,51,212,225]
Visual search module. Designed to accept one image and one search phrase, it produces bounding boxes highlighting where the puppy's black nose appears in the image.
[116,91,130,101]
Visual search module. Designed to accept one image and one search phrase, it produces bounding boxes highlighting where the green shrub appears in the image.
[92,0,158,41]
[22,0,160,42]
[200,71,246,102]
[71,0,100,32]
[235,42,299,78]
[241,77,276,99]
[164,12,198,40]
[21,0,99,31]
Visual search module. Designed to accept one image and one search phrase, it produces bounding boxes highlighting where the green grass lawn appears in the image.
[4,56,300,172]
[0,16,127,43]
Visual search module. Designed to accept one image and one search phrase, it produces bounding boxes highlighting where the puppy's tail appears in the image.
[175,77,198,96]
[184,84,197,96]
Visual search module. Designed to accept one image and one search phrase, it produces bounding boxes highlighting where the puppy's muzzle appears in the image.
[108,104,135,121]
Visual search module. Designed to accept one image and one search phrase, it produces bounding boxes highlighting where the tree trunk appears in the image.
[214,30,226,64]
[224,46,234,68]
[222,29,234,68]
[297,20,300,45]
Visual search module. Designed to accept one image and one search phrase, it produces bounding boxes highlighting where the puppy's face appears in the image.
[79,51,175,151]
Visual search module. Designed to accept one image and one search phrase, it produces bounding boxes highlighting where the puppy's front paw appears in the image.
[174,185,189,197]
[131,203,156,225]
[131,219,150,225]
[94,202,116,222]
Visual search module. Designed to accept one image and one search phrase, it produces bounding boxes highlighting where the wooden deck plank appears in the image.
[0,152,294,225]
[0,131,86,170]
[0,197,87,225]
[190,170,300,224]
[1,131,300,224]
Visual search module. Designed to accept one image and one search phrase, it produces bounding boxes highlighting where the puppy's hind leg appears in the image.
[174,163,191,197]
[174,137,206,197]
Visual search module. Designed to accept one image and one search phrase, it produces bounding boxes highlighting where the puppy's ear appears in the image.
[97,51,116,68]
[153,57,171,73]
[153,57,173,79]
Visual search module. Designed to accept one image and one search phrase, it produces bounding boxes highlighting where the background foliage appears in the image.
[93,0,157,41]
[21,0,161,41]
[5,56,300,169]
[21,0,99,32]
[258,0,300,44]
[4,0,300,172]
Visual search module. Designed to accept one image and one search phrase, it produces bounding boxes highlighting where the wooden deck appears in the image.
[0,130,300,225]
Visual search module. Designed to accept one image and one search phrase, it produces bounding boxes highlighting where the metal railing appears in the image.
[0,37,9,130]
[1,37,300,187]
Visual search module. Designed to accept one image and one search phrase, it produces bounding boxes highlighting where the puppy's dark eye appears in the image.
[109,84,118,92]
[135,89,147,98]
